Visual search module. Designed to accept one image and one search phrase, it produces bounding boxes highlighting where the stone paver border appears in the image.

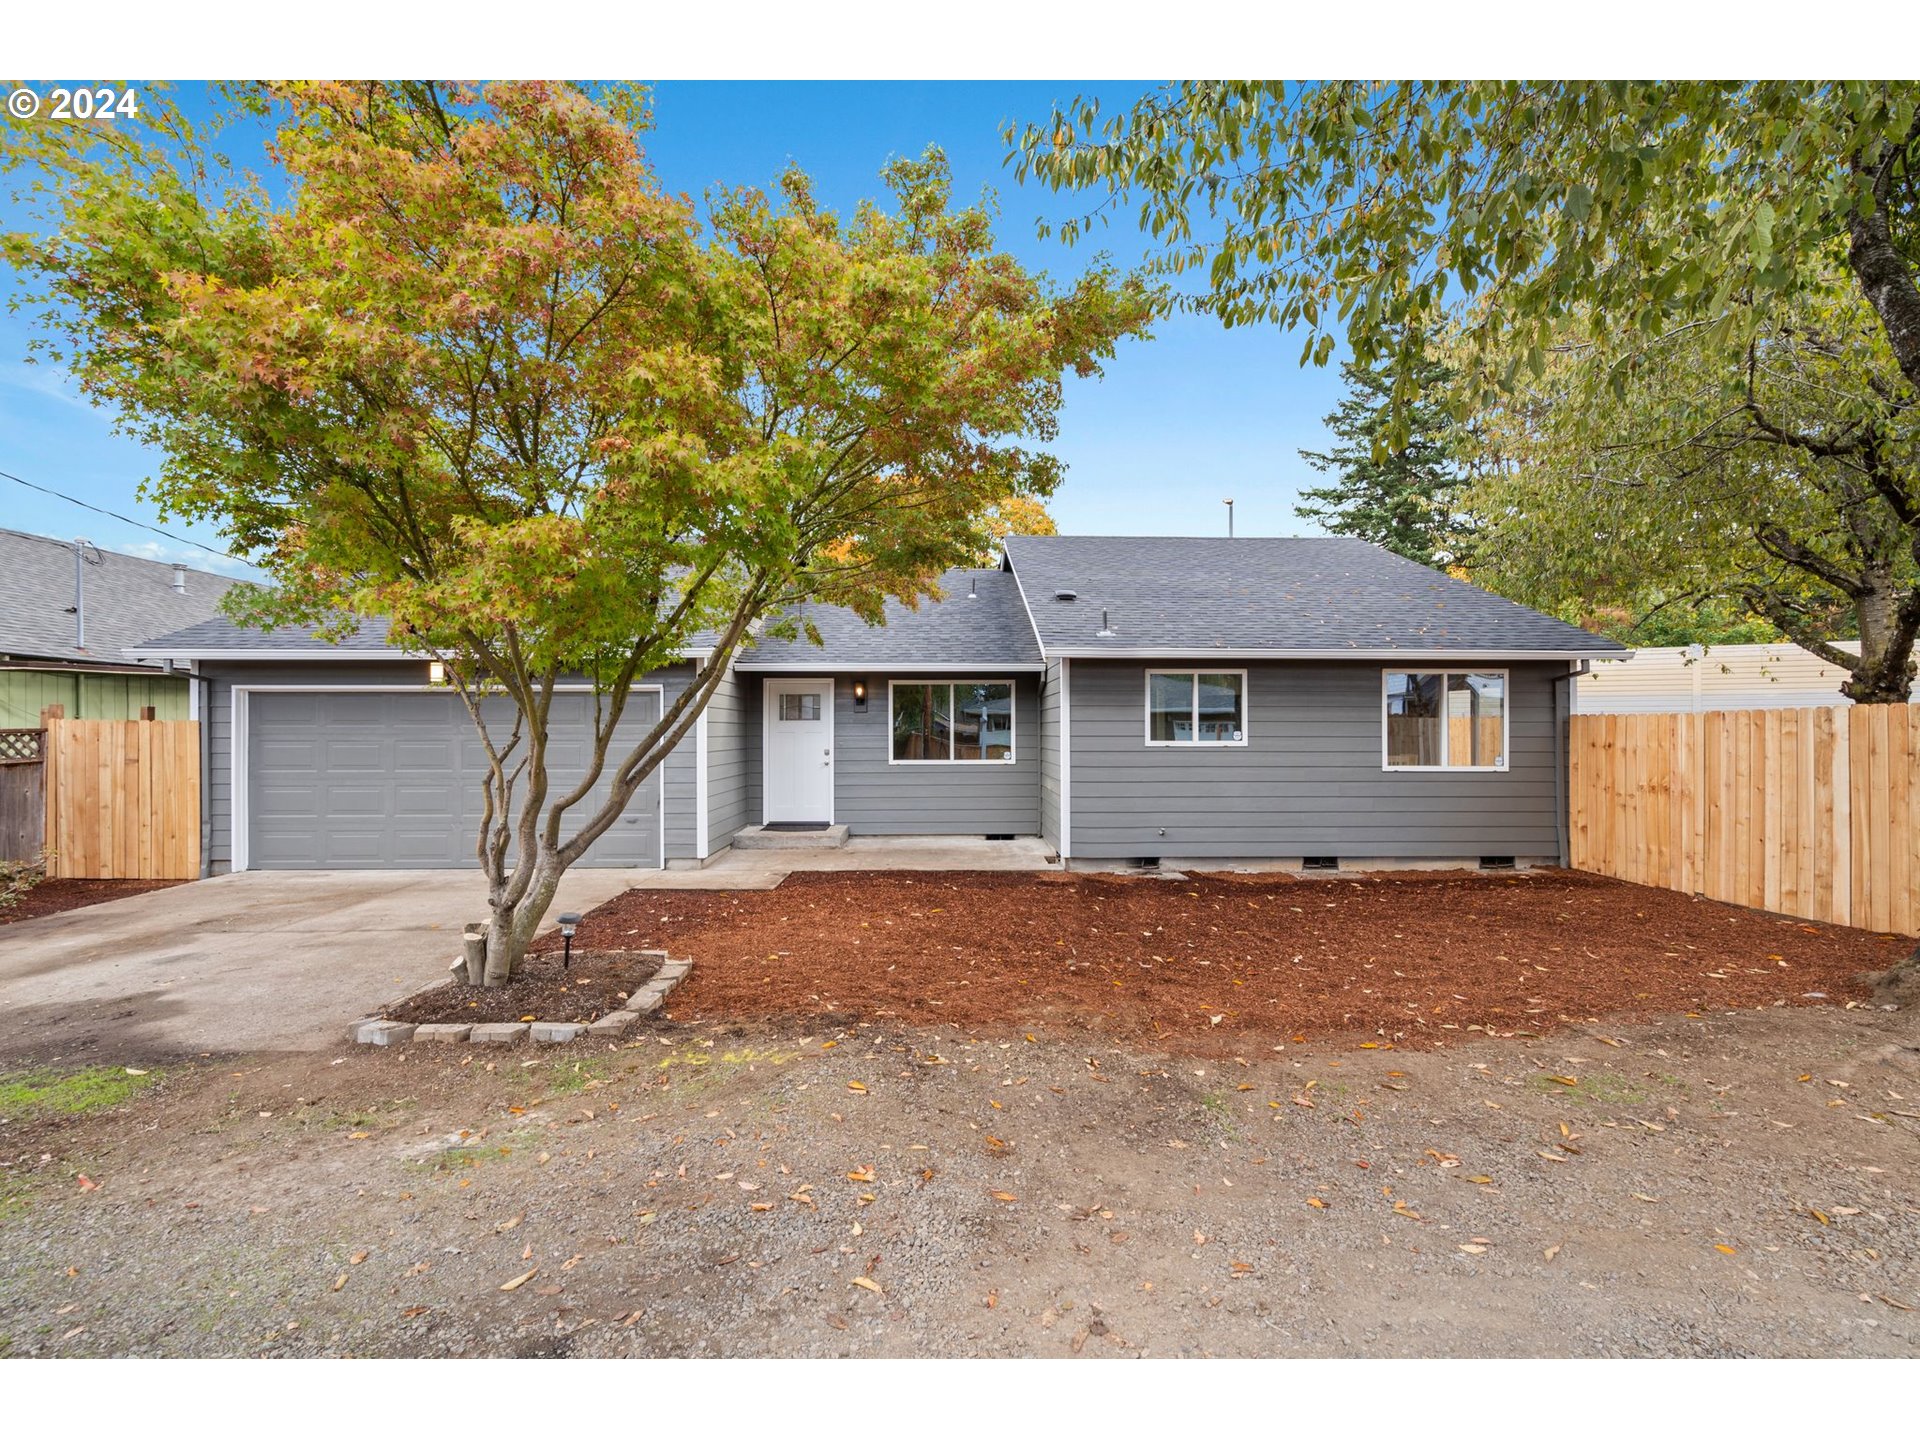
[350,950,693,1048]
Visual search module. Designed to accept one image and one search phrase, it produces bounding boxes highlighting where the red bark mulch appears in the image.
[0,878,185,926]
[383,948,662,1026]
[565,869,1910,1054]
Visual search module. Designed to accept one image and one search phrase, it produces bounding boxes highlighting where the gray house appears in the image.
[127,536,1625,875]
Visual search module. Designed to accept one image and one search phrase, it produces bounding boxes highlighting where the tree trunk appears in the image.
[1848,178,1920,394]
[481,862,566,987]
[1841,574,1920,705]
[461,924,488,986]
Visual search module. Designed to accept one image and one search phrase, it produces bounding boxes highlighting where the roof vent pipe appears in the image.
[1097,609,1115,638]
[171,563,187,594]
[968,575,978,599]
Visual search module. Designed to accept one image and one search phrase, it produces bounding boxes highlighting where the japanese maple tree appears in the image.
[8,81,1151,979]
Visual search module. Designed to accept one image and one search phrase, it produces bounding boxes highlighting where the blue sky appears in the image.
[0,81,1347,572]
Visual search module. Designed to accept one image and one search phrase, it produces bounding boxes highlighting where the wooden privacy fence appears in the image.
[1570,705,1918,935]
[43,716,201,880]
[0,727,47,862]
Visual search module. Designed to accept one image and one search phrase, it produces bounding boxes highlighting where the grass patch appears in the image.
[0,1172,35,1223]
[547,1056,612,1095]
[1527,1070,1658,1106]
[0,1066,159,1121]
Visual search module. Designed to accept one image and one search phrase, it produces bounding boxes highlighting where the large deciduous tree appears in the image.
[1012,81,1920,699]
[8,82,1151,978]
[1463,286,1917,698]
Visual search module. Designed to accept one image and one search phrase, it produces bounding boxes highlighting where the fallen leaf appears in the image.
[1305,1197,1327,1210]
[1536,1151,1569,1164]
[499,1268,539,1292]
[75,1175,98,1192]
[850,1275,884,1295]
[846,1081,867,1094]
[1715,1244,1738,1255]
[990,1191,1019,1204]
[349,1250,368,1265]
[1466,1175,1494,1185]
[1543,1243,1562,1261]
[330,1272,348,1292]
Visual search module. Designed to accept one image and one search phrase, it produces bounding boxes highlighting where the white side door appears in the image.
[763,679,834,823]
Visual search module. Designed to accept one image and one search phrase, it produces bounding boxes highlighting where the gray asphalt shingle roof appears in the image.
[127,537,1623,666]
[1001,535,1626,657]
[737,569,1043,669]
[0,527,244,669]
[125,614,403,656]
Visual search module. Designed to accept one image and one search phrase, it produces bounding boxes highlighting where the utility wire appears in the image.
[0,465,243,565]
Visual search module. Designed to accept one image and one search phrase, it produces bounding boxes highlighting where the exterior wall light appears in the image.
[428,660,447,685]
[852,678,868,711]
[558,912,581,970]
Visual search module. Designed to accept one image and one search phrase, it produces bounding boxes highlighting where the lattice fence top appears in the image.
[0,728,45,764]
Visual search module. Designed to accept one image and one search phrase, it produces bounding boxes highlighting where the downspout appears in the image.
[1548,660,1591,868]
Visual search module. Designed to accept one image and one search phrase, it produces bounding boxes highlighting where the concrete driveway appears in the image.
[0,869,650,1064]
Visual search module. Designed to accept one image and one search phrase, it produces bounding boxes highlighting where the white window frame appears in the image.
[1380,668,1511,772]
[886,678,1017,765]
[1143,668,1249,747]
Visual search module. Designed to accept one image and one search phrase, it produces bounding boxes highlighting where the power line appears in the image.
[0,465,242,564]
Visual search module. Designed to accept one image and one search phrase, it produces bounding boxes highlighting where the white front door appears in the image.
[763,679,834,823]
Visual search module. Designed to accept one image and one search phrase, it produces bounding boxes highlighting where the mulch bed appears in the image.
[0,878,185,926]
[383,948,663,1027]
[561,869,1912,1054]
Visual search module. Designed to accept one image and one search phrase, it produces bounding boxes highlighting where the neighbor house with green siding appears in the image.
[0,528,240,726]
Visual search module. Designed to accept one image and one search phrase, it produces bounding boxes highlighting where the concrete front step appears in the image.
[731,823,850,851]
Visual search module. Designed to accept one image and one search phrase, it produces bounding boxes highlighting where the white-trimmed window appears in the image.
[1145,670,1247,746]
[890,680,1015,763]
[1383,670,1508,770]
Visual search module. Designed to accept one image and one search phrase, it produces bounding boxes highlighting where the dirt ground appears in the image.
[0,879,183,927]
[575,870,1908,1054]
[1,998,1916,1358]
[386,950,663,1027]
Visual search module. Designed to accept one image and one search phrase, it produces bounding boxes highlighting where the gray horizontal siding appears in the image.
[703,664,752,854]
[1065,659,1565,860]
[202,660,697,872]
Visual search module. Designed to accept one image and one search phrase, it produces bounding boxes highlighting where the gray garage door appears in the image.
[247,690,662,869]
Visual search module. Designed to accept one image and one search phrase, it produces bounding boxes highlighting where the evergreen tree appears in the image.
[1296,355,1470,569]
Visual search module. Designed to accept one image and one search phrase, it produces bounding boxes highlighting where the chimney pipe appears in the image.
[171,563,187,594]
[1224,498,1235,538]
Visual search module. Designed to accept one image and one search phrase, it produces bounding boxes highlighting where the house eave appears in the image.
[733,660,1046,674]
[1042,646,1626,662]
[123,646,716,665]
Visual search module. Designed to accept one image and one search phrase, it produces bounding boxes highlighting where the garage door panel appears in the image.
[247,689,661,870]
